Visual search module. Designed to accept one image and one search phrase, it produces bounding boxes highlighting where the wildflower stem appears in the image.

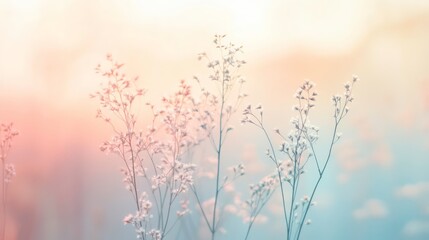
[296,120,339,240]
[255,114,289,234]
[146,150,164,228]
[261,127,290,237]
[211,78,225,240]
[246,111,290,237]
[244,220,255,240]
[190,186,213,232]
[244,189,276,240]
[0,124,18,240]
[1,155,5,240]
[306,139,321,175]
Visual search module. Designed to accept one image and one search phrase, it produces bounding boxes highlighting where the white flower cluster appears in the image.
[92,38,358,240]
[94,58,207,240]
[242,77,358,239]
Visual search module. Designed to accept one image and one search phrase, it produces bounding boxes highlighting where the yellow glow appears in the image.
[223,0,269,38]
[4,0,39,10]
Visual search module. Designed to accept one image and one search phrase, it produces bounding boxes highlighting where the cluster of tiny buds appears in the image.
[4,164,16,183]
[198,35,246,87]
[121,168,135,192]
[241,76,359,238]
[278,141,288,152]
[0,123,19,156]
[276,160,293,181]
[134,228,162,240]
[1,122,19,183]
[221,163,246,191]
[333,75,359,120]
[243,104,263,114]
[293,80,318,115]
[247,173,278,204]
[123,192,154,228]
[241,104,264,126]
[289,195,315,225]
[92,55,145,124]
[232,163,245,177]
[176,200,190,217]
[139,192,153,218]
[94,56,209,240]
[148,229,162,240]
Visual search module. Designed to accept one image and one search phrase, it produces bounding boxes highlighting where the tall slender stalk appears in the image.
[0,123,18,240]
[242,77,358,240]
[211,81,225,240]
[191,35,247,240]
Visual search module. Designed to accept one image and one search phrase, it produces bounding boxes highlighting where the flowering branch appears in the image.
[93,56,206,240]
[242,77,358,240]
[0,122,19,240]
[192,35,247,240]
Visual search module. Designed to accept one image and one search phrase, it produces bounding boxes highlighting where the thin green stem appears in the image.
[211,84,225,240]
[256,116,290,237]
[244,189,276,240]
[295,121,339,240]
[191,186,213,232]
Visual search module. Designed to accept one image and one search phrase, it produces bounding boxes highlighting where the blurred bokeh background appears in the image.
[0,0,429,239]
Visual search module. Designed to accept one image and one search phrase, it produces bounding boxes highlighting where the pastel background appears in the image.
[1,0,429,239]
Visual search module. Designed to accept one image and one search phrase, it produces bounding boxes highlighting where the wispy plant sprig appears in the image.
[243,171,278,240]
[93,56,206,240]
[242,77,359,240]
[0,122,19,240]
[191,34,247,240]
